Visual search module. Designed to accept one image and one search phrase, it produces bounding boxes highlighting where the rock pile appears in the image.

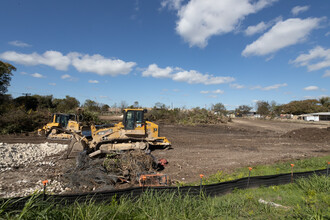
[0,142,68,172]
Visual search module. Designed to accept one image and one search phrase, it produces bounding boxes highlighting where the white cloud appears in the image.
[245,22,268,36]
[326,32,330,37]
[31,73,45,78]
[291,46,330,71]
[142,64,173,78]
[61,74,71,79]
[173,70,233,85]
[323,70,330,78]
[0,50,136,76]
[304,86,319,91]
[213,89,224,94]
[0,50,71,70]
[61,74,78,82]
[175,0,278,48]
[142,64,235,85]
[69,53,136,76]
[161,0,183,10]
[262,83,287,90]
[88,80,99,84]
[200,89,224,94]
[230,83,245,89]
[291,5,309,16]
[242,17,322,56]
[250,83,287,90]
[8,40,31,47]
[49,83,56,86]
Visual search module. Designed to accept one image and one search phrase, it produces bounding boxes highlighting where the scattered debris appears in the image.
[59,150,167,193]
[138,173,170,187]
[258,198,289,209]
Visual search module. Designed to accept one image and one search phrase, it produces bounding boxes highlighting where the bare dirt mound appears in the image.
[282,127,330,142]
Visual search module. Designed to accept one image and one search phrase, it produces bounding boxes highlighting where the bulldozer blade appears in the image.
[66,138,85,158]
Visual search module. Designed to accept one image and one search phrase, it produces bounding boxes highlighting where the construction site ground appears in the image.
[0,118,329,198]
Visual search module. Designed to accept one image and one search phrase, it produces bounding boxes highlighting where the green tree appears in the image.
[282,99,324,115]
[33,95,54,109]
[154,102,167,109]
[319,97,330,109]
[256,101,271,116]
[101,104,110,112]
[53,96,80,112]
[0,61,16,94]
[84,99,101,112]
[212,103,227,115]
[0,94,13,115]
[235,105,252,115]
[14,95,39,111]
[270,101,282,117]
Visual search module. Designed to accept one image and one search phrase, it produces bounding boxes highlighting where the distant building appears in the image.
[246,111,260,118]
[298,112,330,121]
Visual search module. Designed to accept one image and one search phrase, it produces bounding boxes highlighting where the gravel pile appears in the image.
[0,142,68,172]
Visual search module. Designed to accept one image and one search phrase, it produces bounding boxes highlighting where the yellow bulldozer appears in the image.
[38,113,82,139]
[67,108,171,157]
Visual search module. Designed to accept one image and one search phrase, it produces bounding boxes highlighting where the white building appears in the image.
[299,112,330,121]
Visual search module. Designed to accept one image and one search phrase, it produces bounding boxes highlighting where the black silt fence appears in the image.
[1,168,328,210]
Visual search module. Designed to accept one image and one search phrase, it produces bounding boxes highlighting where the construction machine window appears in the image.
[124,110,144,130]
[125,111,135,130]
[55,114,70,128]
[136,111,143,123]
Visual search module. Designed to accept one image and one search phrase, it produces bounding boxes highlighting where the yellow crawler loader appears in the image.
[67,108,171,157]
[38,113,82,139]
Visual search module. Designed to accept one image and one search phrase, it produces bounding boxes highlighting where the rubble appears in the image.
[59,150,163,193]
[0,142,68,172]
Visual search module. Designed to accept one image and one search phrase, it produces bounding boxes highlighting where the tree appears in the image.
[256,101,271,116]
[281,99,324,115]
[270,101,282,117]
[319,96,330,109]
[0,61,16,94]
[84,99,100,112]
[14,95,39,111]
[33,95,54,109]
[133,101,139,108]
[53,96,80,112]
[101,104,110,112]
[212,103,227,115]
[154,102,167,109]
[235,105,252,115]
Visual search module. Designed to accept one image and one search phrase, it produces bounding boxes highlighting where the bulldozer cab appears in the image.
[53,113,76,128]
[123,109,147,130]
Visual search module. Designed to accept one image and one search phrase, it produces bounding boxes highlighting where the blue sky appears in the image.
[1,0,329,110]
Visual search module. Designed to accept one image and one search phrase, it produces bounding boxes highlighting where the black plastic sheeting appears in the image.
[1,168,328,210]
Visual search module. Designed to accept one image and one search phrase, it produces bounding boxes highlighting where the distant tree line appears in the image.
[0,60,329,133]
[255,98,330,117]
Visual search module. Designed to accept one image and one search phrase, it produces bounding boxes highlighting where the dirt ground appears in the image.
[153,118,329,183]
[0,118,329,197]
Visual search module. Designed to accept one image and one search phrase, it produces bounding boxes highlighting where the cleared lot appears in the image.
[0,118,329,197]
[153,118,330,183]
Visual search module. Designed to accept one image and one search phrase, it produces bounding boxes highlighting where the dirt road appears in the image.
[0,118,329,197]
